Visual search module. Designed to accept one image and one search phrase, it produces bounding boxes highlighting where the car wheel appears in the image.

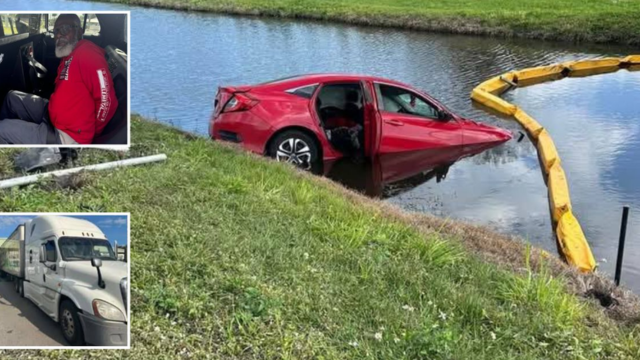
[269,130,319,171]
[18,279,24,298]
[60,300,85,346]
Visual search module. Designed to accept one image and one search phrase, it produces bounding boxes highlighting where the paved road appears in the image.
[0,277,66,346]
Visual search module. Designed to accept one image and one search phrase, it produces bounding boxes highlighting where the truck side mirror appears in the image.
[92,257,105,289]
[39,245,46,263]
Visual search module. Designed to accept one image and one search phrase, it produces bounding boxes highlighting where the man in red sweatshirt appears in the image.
[0,14,117,144]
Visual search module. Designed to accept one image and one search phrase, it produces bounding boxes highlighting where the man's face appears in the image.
[53,17,80,58]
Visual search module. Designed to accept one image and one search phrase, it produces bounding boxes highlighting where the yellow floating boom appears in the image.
[470,55,640,273]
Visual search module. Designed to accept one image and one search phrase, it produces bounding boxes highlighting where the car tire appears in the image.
[60,300,85,346]
[269,130,320,171]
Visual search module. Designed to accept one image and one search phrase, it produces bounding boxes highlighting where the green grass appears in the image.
[97,0,640,45]
[0,116,638,358]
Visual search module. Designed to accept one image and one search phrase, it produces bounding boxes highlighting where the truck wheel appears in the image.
[60,300,85,346]
[18,279,24,298]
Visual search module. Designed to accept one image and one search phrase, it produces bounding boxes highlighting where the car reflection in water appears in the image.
[324,142,505,198]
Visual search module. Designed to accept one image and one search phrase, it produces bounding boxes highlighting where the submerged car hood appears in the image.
[459,117,513,142]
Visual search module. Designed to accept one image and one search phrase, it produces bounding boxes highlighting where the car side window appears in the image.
[376,84,440,119]
[286,84,318,99]
[1,14,41,37]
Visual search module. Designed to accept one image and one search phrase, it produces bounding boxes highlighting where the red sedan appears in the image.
[210,74,512,170]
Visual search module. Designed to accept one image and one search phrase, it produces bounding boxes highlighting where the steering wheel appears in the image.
[396,106,410,114]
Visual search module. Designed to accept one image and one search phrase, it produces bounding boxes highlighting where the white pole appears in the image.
[0,154,167,189]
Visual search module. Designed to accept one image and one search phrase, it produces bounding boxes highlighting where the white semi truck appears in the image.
[0,215,128,346]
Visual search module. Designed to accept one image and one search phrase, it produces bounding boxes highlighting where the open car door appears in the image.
[361,80,380,158]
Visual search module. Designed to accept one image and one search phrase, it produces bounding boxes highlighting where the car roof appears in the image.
[255,73,413,89]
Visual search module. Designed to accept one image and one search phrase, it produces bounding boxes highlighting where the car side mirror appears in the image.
[438,110,452,121]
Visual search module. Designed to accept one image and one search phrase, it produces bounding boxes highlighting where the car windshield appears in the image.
[58,237,117,261]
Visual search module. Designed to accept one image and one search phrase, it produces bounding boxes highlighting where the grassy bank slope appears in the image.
[0,117,638,358]
[100,0,640,45]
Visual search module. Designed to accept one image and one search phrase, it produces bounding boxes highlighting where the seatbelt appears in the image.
[23,47,47,96]
[25,50,47,78]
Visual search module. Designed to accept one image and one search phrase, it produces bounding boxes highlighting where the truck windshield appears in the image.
[58,237,117,261]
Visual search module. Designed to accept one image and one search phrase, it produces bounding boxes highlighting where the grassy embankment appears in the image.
[98,0,640,45]
[0,116,639,358]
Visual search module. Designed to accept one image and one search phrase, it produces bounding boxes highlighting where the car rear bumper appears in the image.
[78,312,128,346]
[210,111,274,154]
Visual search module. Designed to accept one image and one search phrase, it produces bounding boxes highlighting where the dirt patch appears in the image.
[37,171,94,192]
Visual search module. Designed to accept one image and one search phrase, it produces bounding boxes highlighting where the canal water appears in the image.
[4,0,640,292]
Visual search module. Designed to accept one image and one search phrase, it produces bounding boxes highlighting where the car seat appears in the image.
[344,90,363,125]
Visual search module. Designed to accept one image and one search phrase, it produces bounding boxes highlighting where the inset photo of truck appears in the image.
[0,213,129,348]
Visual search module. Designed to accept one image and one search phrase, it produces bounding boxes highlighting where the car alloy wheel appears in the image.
[276,138,312,170]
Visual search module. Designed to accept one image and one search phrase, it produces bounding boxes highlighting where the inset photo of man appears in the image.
[0,12,129,147]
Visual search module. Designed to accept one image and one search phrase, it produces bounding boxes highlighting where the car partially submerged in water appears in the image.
[210,74,512,170]
[0,13,128,144]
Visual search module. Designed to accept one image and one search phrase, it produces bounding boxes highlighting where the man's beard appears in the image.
[55,38,78,58]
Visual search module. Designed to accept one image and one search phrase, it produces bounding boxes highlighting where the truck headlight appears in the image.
[92,299,125,322]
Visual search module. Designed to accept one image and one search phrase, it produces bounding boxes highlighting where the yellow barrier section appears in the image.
[512,64,566,82]
[537,129,560,174]
[624,55,640,63]
[548,163,572,223]
[514,109,544,139]
[566,58,621,71]
[556,212,594,273]
[470,55,640,273]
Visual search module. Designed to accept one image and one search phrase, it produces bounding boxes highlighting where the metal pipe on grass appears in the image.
[0,154,167,189]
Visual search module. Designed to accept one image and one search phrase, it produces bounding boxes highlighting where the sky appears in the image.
[0,214,128,246]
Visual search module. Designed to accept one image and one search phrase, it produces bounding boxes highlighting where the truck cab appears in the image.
[20,216,128,346]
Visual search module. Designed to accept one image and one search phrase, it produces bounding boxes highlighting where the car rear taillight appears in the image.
[223,93,259,113]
